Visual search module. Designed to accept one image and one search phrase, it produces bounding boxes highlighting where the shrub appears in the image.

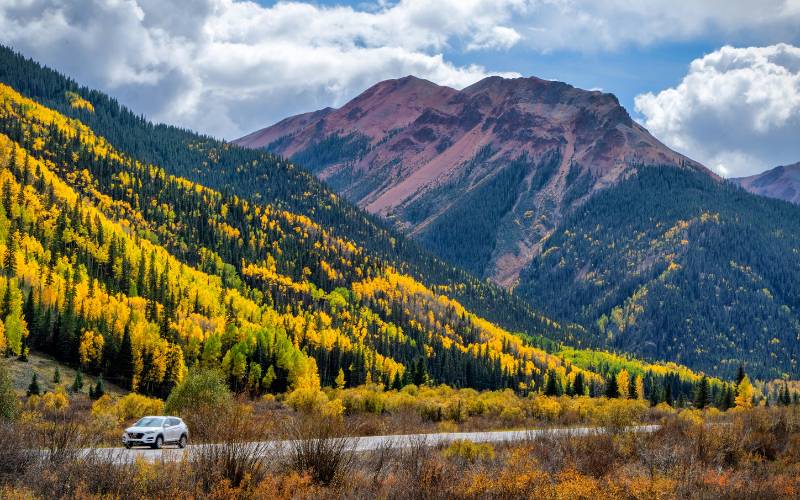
[191,404,273,491]
[0,361,17,422]
[286,387,344,417]
[529,394,562,421]
[589,398,648,432]
[443,439,495,464]
[165,368,231,414]
[93,393,163,423]
[39,386,70,414]
[285,414,355,485]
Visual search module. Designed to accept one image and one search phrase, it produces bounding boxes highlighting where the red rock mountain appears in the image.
[235,75,712,285]
[731,162,800,205]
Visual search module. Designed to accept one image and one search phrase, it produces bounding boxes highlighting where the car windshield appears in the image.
[134,417,164,427]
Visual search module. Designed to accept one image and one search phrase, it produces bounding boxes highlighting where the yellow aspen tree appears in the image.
[335,368,346,390]
[735,375,754,408]
[616,369,630,399]
[635,375,645,400]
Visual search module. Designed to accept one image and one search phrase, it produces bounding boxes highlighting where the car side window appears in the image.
[168,418,179,426]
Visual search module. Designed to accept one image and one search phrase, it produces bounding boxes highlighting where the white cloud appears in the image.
[635,44,800,177]
[515,0,800,52]
[0,0,524,139]
[0,0,797,143]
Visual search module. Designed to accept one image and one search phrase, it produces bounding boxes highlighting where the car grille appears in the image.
[128,432,144,439]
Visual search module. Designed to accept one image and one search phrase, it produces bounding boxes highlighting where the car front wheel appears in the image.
[151,435,163,450]
[124,443,132,449]
[178,434,187,449]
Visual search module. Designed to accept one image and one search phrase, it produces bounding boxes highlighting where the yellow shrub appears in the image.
[529,395,562,421]
[443,439,495,464]
[111,392,164,422]
[676,408,704,427]
[40,386,69,412]
[589,398,648,430]
[286,387,330,414]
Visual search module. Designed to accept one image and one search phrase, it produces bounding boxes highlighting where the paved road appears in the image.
[78,424,660,464]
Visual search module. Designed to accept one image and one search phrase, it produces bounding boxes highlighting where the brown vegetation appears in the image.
[2,391,800,498]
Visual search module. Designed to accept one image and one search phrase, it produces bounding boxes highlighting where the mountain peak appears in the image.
[235,74,710,284]
[732,161,800,204]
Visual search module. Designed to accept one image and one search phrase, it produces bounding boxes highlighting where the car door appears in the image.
[164,418,178,442]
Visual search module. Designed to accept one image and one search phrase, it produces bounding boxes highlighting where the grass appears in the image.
[3,351,126,396]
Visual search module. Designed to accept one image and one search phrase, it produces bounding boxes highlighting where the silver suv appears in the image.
[123,416,189,449]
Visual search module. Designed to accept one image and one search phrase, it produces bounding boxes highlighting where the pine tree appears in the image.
[605,373,619,398]
[53,366,61,384]
[72,369,84,393]
[391,372,402,390]
[573,371,585,397]
[1,283,12,322]
[118,322,134,389]
[694,376,711,409]
[545,369,562,396]
[91,377,105,400]
[27,373,41,396]
[3,231,16,277]
[736,364,746,385]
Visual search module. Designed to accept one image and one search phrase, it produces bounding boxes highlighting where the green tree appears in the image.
[53,366,61,384]
[72,368,84,393]
[91,377,105,400]
[573,372,585,397]
[3,232,16,277]
[544,369,562,396]
[694,376,711,409]
[605,373,619,398]
[164,367,233,417]
[26,372,41,396]
[117,322,134,389]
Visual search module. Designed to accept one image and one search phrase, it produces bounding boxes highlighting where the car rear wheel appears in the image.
[151,435,163,449]
[124,443,132,449]
[178,434,187,449]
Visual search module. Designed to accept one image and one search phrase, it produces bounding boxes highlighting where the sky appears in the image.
[0,0,799,177]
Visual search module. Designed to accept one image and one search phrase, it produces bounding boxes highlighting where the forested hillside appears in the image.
[0,76,597,397]
[0,46,727,406]
[518,166,800,380]
[0,45,557,347]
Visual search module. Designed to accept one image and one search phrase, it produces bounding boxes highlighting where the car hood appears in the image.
[125,426,162,433]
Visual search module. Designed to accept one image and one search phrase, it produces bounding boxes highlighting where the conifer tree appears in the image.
[72,368,84,393]
[694,376,711,409]
[53,366,61,384]
[117,322,134,389]
[605,373,619,398]
[91,377,105,400]
[27,372,40,396]
[736,364,746,385]
[573,371,585,397]
[3,232,16,277]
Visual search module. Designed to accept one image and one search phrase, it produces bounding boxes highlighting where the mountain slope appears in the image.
[236,75,711,284]
[0,45,563,349]
[0,46,725,404]
[732,162,800,204]
[517,166,800,380]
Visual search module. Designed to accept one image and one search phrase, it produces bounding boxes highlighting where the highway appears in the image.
[78,424,660,464]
